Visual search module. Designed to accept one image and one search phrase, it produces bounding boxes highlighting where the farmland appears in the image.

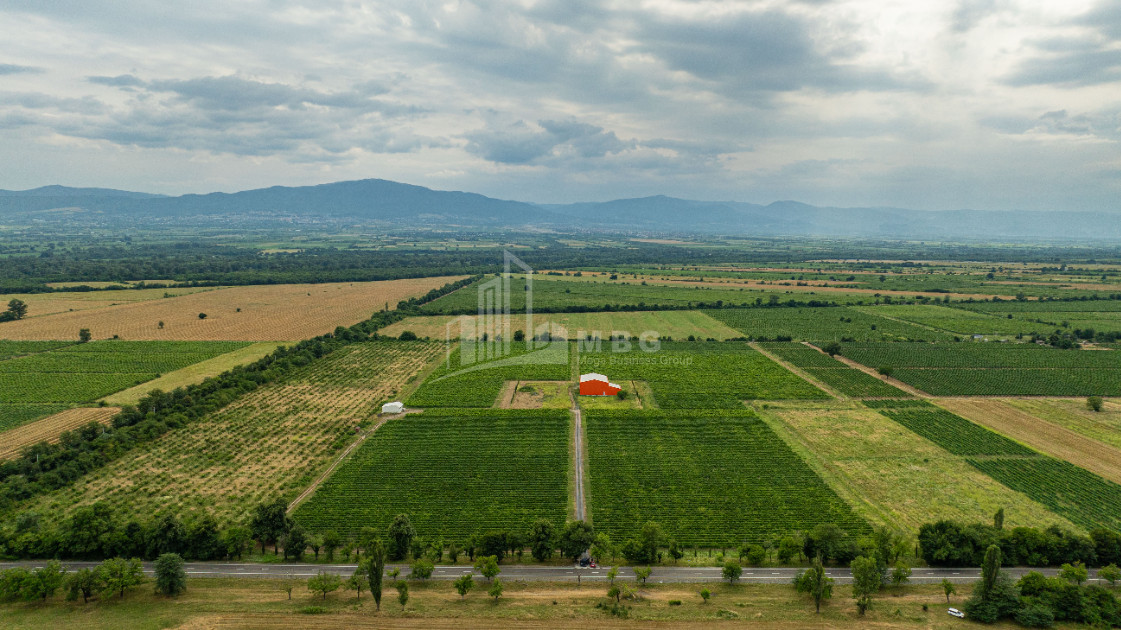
[577,341,827,407]
[707,307,951,341]
[0,406,120,460]
[857,304,1121,337]
[406,341,570,407]
[869,400,1121,532]
[584,409,870,546]
[1004,398,1121,451]
[760,404,1077,532]
[380,310,744,341]
[0,340,249,428]
[837,342,1121,396]
[757,342,911,398]
[294,409,570,539]
[0,276,465,341]
[16,341,444,526]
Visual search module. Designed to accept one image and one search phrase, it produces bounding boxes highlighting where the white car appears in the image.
[947,608,965,618]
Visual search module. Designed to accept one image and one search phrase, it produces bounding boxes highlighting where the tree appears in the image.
[323,530,341,561]
[198,312,207,320]
[454,574,474,598]
[634,566,652,585]
[98,557,145,599]
[1059,561,1088,586]
[366,539,386,611]
[822,341,841,356]
[387,514,416,561]
[528,518,556,561]
[606,566,618,585]
[346,571,365,601]
[222,526,252,560]
[27,560,64,601]
[741,544,766,566]
[1099,564,1120,588]
[396,580,409,610]
[699,587,711,603]
[308,534,323,560]
[722,561,742,584]
[249,499,290,554]
[850,556,881,615]
[668,540,684,564]
[795,556,833,613]
[488,577,503,601]
[307,570,342,601]
[981,544,1001,596]
[559,520,596,562]
[64,567,101,603]
[942,578,956,603]
[890,560,911,587]
[283,524,308,560]
[154,553,187,597]
[6,299,28,320]
[476,555,500,581]
[777,536,801,564]
[591,533,615,563]
[1087,396,1104,412]
[410,558,434,580]
[79,328,91,343]
[877,366,894,378]
[993,507,1005,530]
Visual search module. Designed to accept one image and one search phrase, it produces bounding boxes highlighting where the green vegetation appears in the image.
[294,409,569,539]
[758,343,911,398]
[839,342,1121,395]
[584,409,869,546]
[873,405,1036,457]
[708,307,950,341]
[406,342,569,407]
[578,341,827,407]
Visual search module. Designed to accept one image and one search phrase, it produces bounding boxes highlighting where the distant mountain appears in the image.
[1,178,1118,240]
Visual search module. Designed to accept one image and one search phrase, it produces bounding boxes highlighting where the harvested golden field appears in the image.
[760,404,1077,532]
[20,341,444,526]
[938,398,1121,485]
[381,310,742,341]
[0,406,119,460]
[2,286,217,318]
[0,277,465,341]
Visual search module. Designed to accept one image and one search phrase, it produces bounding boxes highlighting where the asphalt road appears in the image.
[0,561,1108,585]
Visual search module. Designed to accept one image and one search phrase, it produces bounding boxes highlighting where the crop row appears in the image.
[758,342,912,398]
[966,457,1121,532]
[406,341,570,407]
[892,368,1121,397]
[0,404,70,433]
[839,342,1121,369]
[584,410,869,546]
[0,340,76,361]
[295,409,570,539]
[578,342,827,407]
[873,407,1037,457]
[708,307,952,342]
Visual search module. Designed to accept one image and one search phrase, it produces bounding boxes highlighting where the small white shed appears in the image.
[381,401,404,414]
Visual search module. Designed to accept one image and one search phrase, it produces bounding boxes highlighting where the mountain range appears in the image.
[1,178,1116,241]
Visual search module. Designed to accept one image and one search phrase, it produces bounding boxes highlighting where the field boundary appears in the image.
[822,344,932,398]
[749,342,842,400]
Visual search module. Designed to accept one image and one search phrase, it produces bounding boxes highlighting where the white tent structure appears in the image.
[381,401,404,414]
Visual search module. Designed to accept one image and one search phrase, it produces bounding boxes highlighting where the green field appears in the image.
[584,409,870,546]
[837,342,1121,395]
[0,340,251,429]
[406,341,570,407]
[419,276,860,315]
[869,400,1121,532]
[707,306,951,341]
[758,343,911,398]
[294,408,570,539]
[578,341,827,407]
[860,304,1121,336]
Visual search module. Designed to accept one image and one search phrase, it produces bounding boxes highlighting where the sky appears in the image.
[0,0,1119,211]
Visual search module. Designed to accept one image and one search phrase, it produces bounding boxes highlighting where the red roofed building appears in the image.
[579,372,621,396]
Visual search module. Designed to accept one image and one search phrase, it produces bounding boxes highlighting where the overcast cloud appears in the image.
[0,0,1118,211]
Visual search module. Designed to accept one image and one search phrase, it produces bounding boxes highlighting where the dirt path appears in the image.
[820,343,932,398]
[938,399,1121,485]
[570,389,587,523]
[749,342,842,400]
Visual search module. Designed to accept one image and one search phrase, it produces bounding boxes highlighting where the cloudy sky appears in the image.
[1,0,1119,210]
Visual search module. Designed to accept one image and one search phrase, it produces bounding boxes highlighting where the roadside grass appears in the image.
[0,578,975,629]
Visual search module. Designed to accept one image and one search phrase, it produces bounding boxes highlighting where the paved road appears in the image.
[1,561,1109,585]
